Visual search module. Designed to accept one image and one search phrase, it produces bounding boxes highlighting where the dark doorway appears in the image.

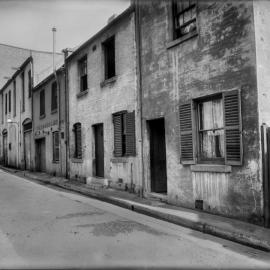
[36,138,46,172]
[24,131,32,170]
[148,118,167,193]
[93,124,104,178]
[3,131,8,166]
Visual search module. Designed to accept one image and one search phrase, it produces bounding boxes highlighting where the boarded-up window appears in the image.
[53,131,60,162]
[13,80,16,117]
[40,89,45,117]
[21,71,25,112]
[79,56,88,92]
[113,111,136,157]
[28,70,32,98]
[8,91,11,113]
[172,0,197,39]
[51,81,58,112]
[103,36,115,80]
[179,90,242,165]
[73,123,82,159]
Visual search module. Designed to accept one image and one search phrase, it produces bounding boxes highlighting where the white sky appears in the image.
[0,0,130,52]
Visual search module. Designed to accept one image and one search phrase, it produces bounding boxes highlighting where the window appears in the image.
[103,36,115,80]
[198,96,224,162]
[28,70,32,98]
[13,80,16,117]
[78,56,88,92]
[8,91,11,113]
[73,123,82,159]
[40,89,45,117]
[179,90,242,165]
[113,111,136,157]
[51,81,58,112]
[21,71,25,112]
[172,0,197,40]
[53,131,60,162]
[5,93,7,115]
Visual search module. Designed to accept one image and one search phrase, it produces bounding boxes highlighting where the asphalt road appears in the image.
[0,169,269,269]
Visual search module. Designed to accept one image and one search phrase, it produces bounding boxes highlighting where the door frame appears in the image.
[92,123,104,178]
[147,117,167,194]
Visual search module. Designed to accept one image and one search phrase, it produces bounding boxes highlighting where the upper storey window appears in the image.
[172,0,197,40]
[103,36,115,80]
[78,56,88,92]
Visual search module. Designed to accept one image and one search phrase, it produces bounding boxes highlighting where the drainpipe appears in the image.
[62,48,70,179]
[134,0,145,197]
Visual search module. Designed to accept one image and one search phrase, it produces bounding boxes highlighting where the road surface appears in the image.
[0,169,269,269]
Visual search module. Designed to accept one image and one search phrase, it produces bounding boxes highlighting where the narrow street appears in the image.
[0,169,269,269]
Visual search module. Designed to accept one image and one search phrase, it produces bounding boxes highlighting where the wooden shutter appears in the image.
[113,114,123,157]
[223,89,242,165]
[179,102,195,164]
[76,124,82,159]
[125,111,136,156]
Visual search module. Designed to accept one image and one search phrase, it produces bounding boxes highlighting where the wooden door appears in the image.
[3,134,8,166]
[94,124,104,178]
[24,131,31,170]
[149,118,167,193]
[36,138,46,172]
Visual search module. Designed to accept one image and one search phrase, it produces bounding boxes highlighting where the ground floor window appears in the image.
[52,131,60,162]
[113,111,136,157]
[73,123,82,159]
[179,89,242,165]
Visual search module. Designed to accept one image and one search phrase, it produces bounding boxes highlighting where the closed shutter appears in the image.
[125,111,136,156]
[223,89,242,165]
[113,114,123,157]
[53,131,60,161]
[179,102,195,164]
[76,124,82,159]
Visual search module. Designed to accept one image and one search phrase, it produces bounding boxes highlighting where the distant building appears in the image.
[32,68,66,176]
[0,48,63,170]
[66,6,142,192]
[136,0,270,226]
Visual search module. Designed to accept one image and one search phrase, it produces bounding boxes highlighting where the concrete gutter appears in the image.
[1,166,270,252]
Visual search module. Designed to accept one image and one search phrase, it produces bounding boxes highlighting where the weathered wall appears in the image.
[32,72,66,176]
[68,11,142,191]
[139,1,262,223]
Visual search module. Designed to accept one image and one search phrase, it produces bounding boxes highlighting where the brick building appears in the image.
[66,6,142,192]
[135,0,270,226]
[32,68,66,176]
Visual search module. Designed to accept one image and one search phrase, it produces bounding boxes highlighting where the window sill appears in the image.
[51,109,58,115]
[71,158,83,163]
[39,114,46,119]
[166,30,198,50]
[191,164,232,173]
[100,76,117,88]
[76,89,89,98]
[111,157,128,163]
[52,160,59,164]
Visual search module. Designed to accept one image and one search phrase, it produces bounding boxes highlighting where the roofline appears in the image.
[33,66,64,92]
[66,5,134,62]
[0,56,32,93]
[0,43,63,55]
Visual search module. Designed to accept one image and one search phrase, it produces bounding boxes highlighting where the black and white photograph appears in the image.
[0,0,270,269]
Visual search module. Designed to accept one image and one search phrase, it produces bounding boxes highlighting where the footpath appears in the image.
[1,165,270,252]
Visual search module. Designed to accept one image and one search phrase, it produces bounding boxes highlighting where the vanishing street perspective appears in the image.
[1,0,270,269]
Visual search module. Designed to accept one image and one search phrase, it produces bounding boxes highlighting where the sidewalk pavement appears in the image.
[1,165,270,252]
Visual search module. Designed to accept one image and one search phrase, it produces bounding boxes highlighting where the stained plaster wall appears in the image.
[139,1,263,223]
[32,72,66,176]
[68,11,142,192]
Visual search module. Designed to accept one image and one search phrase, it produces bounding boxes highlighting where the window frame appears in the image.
[8,90,11,113]
[13,80,16,117]
[28,70,32,98]
[21,71,25,112]
[51,81,58,113]
[103,36,116,80]
[172,0,198,41]
[52,131,60,162]
[78,55,88,92]
[39,89,45,118]
[195,94,225,164]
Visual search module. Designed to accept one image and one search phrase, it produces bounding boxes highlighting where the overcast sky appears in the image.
[0,0,130,52]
